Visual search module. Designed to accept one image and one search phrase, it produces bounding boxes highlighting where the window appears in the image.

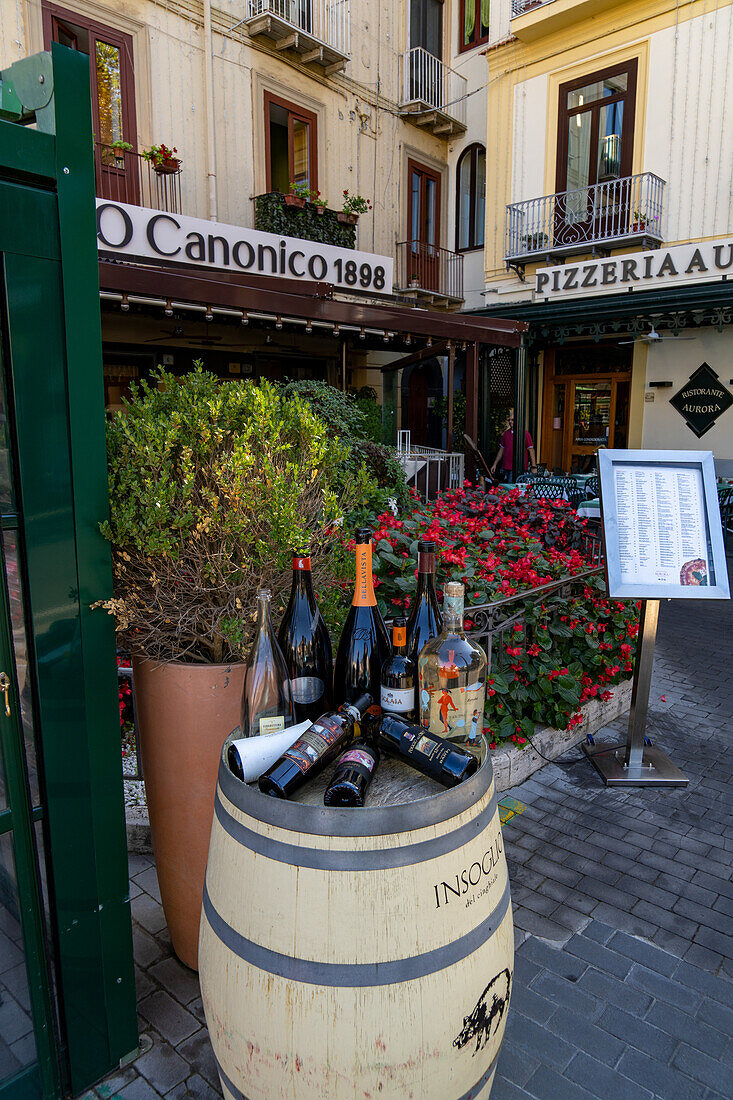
[460,0,489,52]
[42,3,137,154]
[264,92,318,194]
[456,143,485,251]
[410,0,443,56]
[556,59,637,194]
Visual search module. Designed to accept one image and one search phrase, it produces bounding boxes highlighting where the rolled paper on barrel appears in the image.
[227,720,311,783]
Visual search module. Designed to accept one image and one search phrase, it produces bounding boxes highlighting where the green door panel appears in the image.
[0,181,60,260]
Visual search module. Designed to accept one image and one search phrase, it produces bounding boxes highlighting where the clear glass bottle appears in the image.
[417,582,486,758]
[240,588,295,737]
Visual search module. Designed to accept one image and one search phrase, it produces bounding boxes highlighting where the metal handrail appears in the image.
[247,0,351,54]
[395,239,464,300]
[505,171,665,261]
[95,142,183,214]
[398,47,467,126]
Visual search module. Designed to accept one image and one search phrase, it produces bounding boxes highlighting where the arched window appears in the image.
[456,143,486,251]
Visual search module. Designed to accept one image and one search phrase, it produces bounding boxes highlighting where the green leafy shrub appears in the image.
[99,366,351,663]
[254,192,356,248]
[281,379,410,525]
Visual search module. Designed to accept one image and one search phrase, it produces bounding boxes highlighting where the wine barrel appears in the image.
[199,740,513,1100]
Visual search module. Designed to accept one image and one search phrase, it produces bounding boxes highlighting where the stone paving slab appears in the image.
[95,557,733,1099]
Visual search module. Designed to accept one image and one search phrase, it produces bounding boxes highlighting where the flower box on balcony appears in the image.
[254,192,357,248]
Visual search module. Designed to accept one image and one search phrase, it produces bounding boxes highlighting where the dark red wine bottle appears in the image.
[259,693,373,799]
[323,741,379,807]
[278,553,333,723]
[380,618,417,721]
[377,714,479,787]
[406,540,443,664]
[333,529,390,707]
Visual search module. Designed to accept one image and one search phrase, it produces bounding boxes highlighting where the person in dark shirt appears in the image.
[490,409,537,482]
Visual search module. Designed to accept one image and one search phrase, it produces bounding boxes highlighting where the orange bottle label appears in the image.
[293,556,312,571]
[353,544,376,606]
[393,624,407,647]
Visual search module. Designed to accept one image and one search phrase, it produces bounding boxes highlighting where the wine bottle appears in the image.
[406,540,443,663]
[380,618,417,721]
[241,589,296,737]
[377,714,479,787]
[323,741,380,807]
[278,552,333,723]
[258,693,373,799]
[227,720,311,783]
[417,582,487,757]
[333,528,390,707]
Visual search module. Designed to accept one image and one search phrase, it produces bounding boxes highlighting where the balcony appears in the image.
[505,172,665,276]
[510,0,623,42]
[398,48,467,137]
[243,0,350,74]
[394,240,464,308]
[94,143,182,213]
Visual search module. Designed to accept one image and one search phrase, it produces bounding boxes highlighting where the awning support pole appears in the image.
[447,341,455,452]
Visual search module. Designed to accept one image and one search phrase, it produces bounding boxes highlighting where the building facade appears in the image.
[477,0,733,475]
[1,0,523,455]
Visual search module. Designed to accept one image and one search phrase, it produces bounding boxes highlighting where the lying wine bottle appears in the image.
[377,714,479,788]
[227,720,311,783]
[323,742,380,807]
[259,693,373,800]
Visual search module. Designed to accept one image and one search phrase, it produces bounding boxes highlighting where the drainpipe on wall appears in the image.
[203,0,218,221]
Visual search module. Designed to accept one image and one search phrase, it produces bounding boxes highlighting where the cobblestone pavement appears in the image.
[92,562,733,1099]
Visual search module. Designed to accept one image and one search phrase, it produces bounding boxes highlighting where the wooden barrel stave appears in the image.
[200,745,513,1100]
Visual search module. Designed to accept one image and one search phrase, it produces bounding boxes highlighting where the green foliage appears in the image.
[254,192,356,248]
[100,366,350,663]
[281,379,410,526]
[353,386,383,443]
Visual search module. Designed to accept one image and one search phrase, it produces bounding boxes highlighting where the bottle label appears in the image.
[393,624,407,647]
[381,685,415,714]
[353,544,377,607]
[401,728,451,767]
[419,680,485,743]
[293,555,312,571]
[291,676,325,705]
[259,715,286,735]
[339,748,376,772]
[284,716,343,773]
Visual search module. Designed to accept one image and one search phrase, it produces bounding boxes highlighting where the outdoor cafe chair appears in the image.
[529,476,585,510]
[462,433,497,492]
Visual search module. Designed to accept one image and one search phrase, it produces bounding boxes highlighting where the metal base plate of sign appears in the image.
[582,743,689,787]
[582,598,689,789]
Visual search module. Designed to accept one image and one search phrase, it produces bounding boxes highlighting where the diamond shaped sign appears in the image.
[669,363,733,438]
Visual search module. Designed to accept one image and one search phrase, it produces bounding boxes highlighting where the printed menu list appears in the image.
[613,465,710,588]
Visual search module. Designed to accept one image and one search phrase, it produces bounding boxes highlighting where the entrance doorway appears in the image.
[541,345,631,474]
[407,159,442,293]
[401,358,443,448]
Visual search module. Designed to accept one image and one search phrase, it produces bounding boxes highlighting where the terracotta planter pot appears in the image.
[337,211,358,225]
[153,158,180,175]
[283,194,306,208]
[133,656,245,969]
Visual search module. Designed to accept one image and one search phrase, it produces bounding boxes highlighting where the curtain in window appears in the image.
[481,0,490,36]
[464,0,475,44]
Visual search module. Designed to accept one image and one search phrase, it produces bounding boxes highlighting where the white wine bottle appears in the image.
[241,588,296,737]
[417,582,486,757]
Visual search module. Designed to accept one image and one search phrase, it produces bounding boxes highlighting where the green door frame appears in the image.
[0,46,137,1095]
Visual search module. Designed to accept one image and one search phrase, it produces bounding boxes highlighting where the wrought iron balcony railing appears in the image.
[394,240,464,304]
[245,0,350,70]
[511,0,554,15]
[505,172,665,269]
[94,143,183,214]
[398,47,467,136]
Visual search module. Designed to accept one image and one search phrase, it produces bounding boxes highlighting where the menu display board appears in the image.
[599,451,730,600]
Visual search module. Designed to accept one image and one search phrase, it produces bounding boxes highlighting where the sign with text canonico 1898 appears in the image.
[96,200,394,294]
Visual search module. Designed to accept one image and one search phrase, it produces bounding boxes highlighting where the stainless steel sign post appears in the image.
[582,449,730,788]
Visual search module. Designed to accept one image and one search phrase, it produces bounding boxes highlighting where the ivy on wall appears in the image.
[254,192,357,249]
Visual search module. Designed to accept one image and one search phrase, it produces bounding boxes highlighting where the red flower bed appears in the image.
[364,485,638,749]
